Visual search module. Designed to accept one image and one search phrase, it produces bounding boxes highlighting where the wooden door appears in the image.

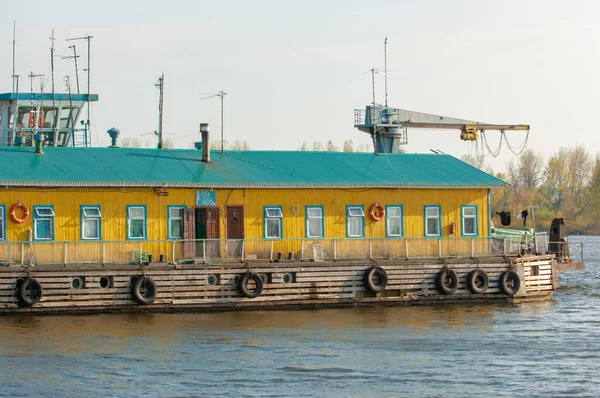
[183,208,195,258]
[205,207,220,258]
[227,206,244,258]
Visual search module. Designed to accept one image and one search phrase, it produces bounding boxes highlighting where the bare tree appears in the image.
[343,140,354,152]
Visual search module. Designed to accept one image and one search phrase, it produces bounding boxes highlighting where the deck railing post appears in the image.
[301,240,304,261]
[270,240,274,262]
[202,240,206,264]
[369,239,373,260]
[7,243,11,266]
[63,241,67,266]
[241,240,245,262]
[139,242,142,264]
[503,238,507,256]
[333,239,337,261]
[102,241,105,265]
[21,242,24,266]
[171,240,175,264]
[471,239,475,257]
[438,238,442,258]
[405,239,409,259]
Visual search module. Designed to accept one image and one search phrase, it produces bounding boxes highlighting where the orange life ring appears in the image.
[10,202,30,224]
[369,203,385,222]
[28,110,44,128]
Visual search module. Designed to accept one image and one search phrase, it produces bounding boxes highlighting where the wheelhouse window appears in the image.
[168,206,185,239]
[462,205,478,236]
[306,206,324,238]
[424,205,441,237]
[0,205,5,241]
[386,205,403,237]
[265,207,283,239]
[127,205,147,240]
[347,206,364,238]
[81,206,102,240]
[34,206,55,240]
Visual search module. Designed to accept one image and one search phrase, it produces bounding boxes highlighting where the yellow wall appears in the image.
[0,187,489,241]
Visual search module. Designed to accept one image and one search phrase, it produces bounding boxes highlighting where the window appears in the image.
[265,207,283,239]
[347,206,364,238]
[127,205,147,240]
[0,205,5,241]
[462,205,478,236]
[424,205,441,237]
[34,205,55,240]
[306,206,324,238]
[386,205,403,237]
[81,206,102,240]
[168,206,185,239]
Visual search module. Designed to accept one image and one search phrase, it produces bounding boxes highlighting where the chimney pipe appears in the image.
[200,123,210,162]
[34,134,44,154]
[107,127,120,148]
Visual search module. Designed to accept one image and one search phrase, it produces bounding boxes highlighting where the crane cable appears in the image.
[503,129,530,155]
[481,130,503,157]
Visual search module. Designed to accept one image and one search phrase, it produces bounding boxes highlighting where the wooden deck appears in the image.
[0,255,557,314]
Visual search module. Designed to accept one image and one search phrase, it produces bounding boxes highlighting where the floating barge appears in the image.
[0,92,581,314]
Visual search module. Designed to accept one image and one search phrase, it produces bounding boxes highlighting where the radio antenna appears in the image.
[384,37,388,107]
[12,21,16,92]
[67,34,93,146]
[62,45,80,94]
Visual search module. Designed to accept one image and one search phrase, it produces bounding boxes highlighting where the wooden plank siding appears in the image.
[0,187,489,254]
[0,256,555,313]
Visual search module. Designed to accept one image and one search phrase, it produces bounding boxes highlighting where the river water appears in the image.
[0,236,598,397]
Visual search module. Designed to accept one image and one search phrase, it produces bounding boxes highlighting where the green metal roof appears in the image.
[0,146,507,189]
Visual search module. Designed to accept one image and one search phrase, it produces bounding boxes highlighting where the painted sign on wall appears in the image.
[196,190,217,206]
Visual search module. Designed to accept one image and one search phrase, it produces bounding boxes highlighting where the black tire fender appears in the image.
[238,272,263,298]
[435,268,459,295]
[363,266,388,292]
[466,269,489,294]
[499,270,521,296]
[18,278,43,306]
[131,276,157,305]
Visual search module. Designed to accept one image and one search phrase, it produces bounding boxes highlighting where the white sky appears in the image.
[1,0,599,172]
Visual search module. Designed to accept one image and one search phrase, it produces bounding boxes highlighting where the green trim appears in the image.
[127,205,147,241]
[33,205,55,241]
[461,204,479,237]
[346,205,365,238]
[264,206,283,239]
[0,205,5,241]
[80,205,102,241]
[306,206,325,238]
[168,205,186,240]
[385,204,404,238]
[424,205,442,238]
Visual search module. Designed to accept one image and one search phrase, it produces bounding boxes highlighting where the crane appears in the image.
[354,104,529,154]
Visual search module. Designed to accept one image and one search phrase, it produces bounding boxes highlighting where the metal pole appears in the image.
[12,21,16,93]
[155,74,164,149]
[384,37,388,107]
[220,91,225,153]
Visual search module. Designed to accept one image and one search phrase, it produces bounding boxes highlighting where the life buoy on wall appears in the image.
[10,202,30,224]
[368,203,385,222]
[28,110,44,128]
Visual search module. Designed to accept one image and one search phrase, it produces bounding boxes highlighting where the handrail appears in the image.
[0,236,528,267]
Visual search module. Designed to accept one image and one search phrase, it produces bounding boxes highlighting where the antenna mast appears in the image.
[155,74,164,149]
[50,30,56,144]
[62,45,80,94]
[371,68,376,106]
[12,21,16,92]
[384,37,388,107]
[67,35,93,146]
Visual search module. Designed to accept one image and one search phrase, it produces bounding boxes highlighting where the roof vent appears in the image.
[107,128,120,148]
[34,134,44,154]
[200,123,210,162]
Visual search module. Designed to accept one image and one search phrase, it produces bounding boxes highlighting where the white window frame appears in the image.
[425,205,441,237]
[265,207,283,239]
[306,206,324,238]
[386,205,403,237]
[462,205,478,236]
[127,206,146,240]
[81,206,102,240]
[347,206,364,238]
[34,206,55,241]
[168,206,185,239]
